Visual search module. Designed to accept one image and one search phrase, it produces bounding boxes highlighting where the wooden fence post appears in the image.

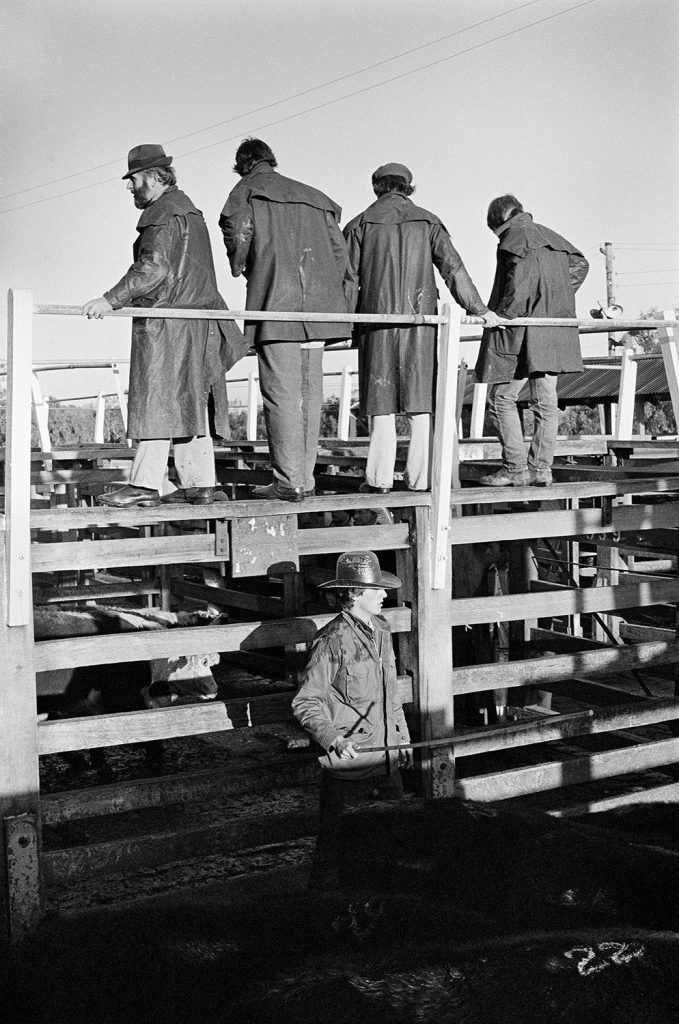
[246,371,259,441]
[659,310,679,426]
[430,303,461,588]
[111,362,130,447]
[615,339,638,439]
[337,365,353,441]
[414,506,455,798]
[470,382,488,440]
[30,372,51,453]
[94,390,106,444]
[2,289,42,941]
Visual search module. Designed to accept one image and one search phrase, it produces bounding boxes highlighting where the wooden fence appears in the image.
[2,290,679,941]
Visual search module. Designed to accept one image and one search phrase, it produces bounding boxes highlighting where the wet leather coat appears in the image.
[219,163,356,344]
[475,211,589,384]
[105,187,248,440]
[292,611,410,780]
[343,192,489,415]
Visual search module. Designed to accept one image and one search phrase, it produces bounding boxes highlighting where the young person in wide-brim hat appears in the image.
[292,550,411,889]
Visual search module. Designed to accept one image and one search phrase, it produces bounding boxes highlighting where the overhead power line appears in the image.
[0,0,597,216]
[0,0,545,202]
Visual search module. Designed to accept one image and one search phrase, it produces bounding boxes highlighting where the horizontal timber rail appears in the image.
[34,607,412,672]
[34,302,673,334]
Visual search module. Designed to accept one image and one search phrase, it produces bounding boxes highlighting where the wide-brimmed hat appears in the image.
[319,550,402,590]
[372,162,413,184]
[123,144,173,179]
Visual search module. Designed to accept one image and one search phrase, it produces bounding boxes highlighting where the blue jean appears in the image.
[488,373,558,472]
[257,341,324,492]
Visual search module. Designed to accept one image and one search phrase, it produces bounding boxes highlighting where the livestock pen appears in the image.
[2,289,679,942]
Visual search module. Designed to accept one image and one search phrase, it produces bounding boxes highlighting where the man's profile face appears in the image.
[127,171,155,208]
[351,587,387,620]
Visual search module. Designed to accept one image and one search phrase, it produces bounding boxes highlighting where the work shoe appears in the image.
[97,485,160,508]
[160,488,189,504]
[529,469,553,487]
[478,468,530,487]
[251,482,314,502]
[358,481,391,494]
[187,487,225,505]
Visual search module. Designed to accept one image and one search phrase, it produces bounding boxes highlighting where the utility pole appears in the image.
[600,241,617,354]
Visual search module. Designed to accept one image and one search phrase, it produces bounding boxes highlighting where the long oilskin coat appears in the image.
[219,162,356,345]
[343,193,488,416]
[105,187,248,440]
[475,211,589,384]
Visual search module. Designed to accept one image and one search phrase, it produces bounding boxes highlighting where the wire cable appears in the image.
[0,0,545,202]
[0,0,598,215]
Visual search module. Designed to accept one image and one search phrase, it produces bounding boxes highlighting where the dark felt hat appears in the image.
[319,550,401,590]
[122,144,173,179]
[372,162,413,184]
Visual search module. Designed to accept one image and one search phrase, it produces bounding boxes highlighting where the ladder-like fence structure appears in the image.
[2,289,679,942]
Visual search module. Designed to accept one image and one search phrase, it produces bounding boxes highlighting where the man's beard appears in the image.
[132,185,153,208]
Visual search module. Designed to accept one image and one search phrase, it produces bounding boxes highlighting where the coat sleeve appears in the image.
[291,637,343,752]
[104,224,172,308]
[430,224,489,316]
[493,252,540,319]
[342,225,364,313]
[327,212,358,311]
[219,199,254,278]
[568,254,589,293]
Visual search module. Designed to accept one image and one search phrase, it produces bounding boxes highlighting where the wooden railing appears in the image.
[3,289,679,941]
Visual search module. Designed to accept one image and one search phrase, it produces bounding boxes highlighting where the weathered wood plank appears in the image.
[27,492,430,532]
[33,581,160,605]
[170,579,283,615]
[546,780,679,817]
[618,622,676,642]
[37,675,414,754]
[455,696,679,757]
[450,638,679,695]
[31,534,215,571]
[454,735,679,802]
[33,606,412,671]
[298,523,410,554]
[31,469,129,486]
[449,578,679,627]
[450,508,608,545]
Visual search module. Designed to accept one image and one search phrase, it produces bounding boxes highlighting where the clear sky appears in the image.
[2,0,678,403]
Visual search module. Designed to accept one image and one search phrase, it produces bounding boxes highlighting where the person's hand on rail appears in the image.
[82,296,114,319]
[480,310,506,329]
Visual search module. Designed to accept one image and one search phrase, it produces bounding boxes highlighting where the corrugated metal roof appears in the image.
[461,355,670,407]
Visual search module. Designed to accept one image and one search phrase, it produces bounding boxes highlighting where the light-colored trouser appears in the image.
[365,413,432,490]
[129,435,216,494]
[488,373,559,472]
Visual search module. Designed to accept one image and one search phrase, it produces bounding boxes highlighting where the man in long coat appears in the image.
[475,194,589,487]
[343,163,501,493]
[220,138,356,502]
[83,144,247,508]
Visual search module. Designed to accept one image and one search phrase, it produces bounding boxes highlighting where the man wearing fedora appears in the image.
[343,164,502,494]
[292,549,410,888]
[220,138,356,502]
[83,144,248,507]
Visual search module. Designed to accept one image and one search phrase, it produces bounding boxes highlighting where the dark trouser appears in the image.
[256,340,324,493]
[310,769,403,888]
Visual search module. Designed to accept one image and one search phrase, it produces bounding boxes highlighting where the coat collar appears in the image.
[136,187,200,230]
[340,610,388,660]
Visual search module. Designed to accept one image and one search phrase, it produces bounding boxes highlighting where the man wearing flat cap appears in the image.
[292,550,410,888]
[83,144,248,507]
[344,164,502,493]
[220,138,357,502]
